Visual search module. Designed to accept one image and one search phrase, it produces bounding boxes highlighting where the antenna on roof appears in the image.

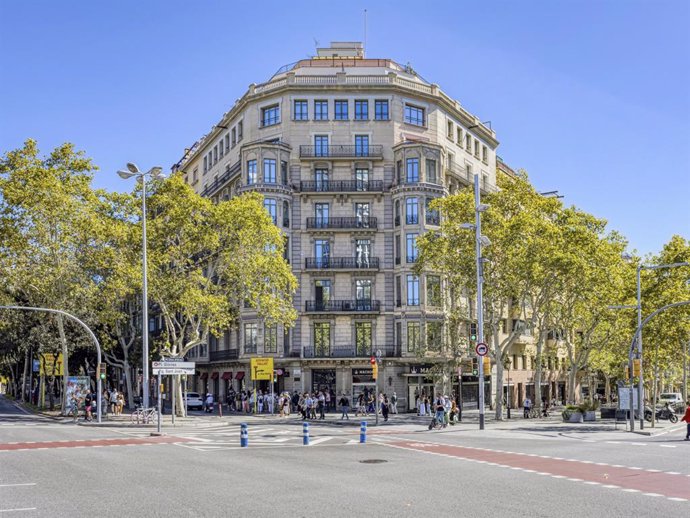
[363,9,367,57]
[313,37,319,52]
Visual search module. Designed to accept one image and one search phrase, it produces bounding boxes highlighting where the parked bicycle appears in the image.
[130,407,158,425]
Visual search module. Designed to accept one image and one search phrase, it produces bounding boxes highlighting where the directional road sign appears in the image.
[152,361,195,375]
[475,343,489,356]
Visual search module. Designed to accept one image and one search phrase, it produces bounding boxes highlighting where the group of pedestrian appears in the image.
[105,388,125,416]
[296,391,328,420]
[417,393,457,419]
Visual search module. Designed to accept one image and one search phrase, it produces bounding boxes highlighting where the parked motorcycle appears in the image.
[644,404,678,423]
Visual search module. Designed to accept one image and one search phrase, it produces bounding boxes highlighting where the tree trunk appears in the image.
[123,354,134,409]
[493,335,503,420]
[534,332,545,411]
[175,376,184,417]
[21,348,29,402]
[567,367,577,405]
[604,374,611,404]
[56,314,69,415]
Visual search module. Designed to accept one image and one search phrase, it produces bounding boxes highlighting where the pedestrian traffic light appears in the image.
[472,358,478,376]
[372,363,378,379]
[483,357,491,375]
[632,359,640,377]
[370,356,376,365]
[273,371,277,383]
[98,363,106,380]
[470,323,477,342]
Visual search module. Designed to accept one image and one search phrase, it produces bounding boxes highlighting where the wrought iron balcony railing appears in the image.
[299,145,383,159]
[305,300,381,312]
[210,349,239,361]
[300,180,384,193]
[306,216,377,230]
[305,257,380,270]
[303,344,401,358]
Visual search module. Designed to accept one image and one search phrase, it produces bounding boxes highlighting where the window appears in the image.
[404,104,425,126]
[355,239,371,268]
[426,321,443,350]
[314,322,331,355]
[264,325,277,353]
[314,279,331,308]
[237,121,243,141]
[244,323,257,353]
[355,169,369,191]
[405,197,418,224]
[395,276,401,306]
[465,134,472,152]
[203,157,208,173]
[426,159,437,183]
[406,275,419,305]
[466,163,472,179]
[314,135,329,157]
[406,233,418,263]
[355,202,370,227]
[219,140,224,158]
[406,158,419,183]
[294,100,308,121]
[394,200,400,226]
[334,100,348,120]
[315,168,329,191]
[283,236,290,263]
[232,128,236,146]
[247,159,257,184]
[224,135,229,153]
[447,120,454,139]
[407,322,420,352]
[355,100,368,120]
[282,201,290,228]
[354,135,369,157]
[314,100,328,120]
[457,127,462,145]
[261,104,280,127]
[482,145,488,163]
[425,198,439,225]
[395,234,401,265]
[281,160,288,184]
[213,146,218,164]
[374,100,389,120]
[396,160,402,184]
[474,139,480,157]
[314,203,329,228]
[263,158,276,183]
[264,198,277,224]
[356,279,372,303]
[355,322,372,356]
[395,322,402,350]
[192,167,198,183]
[315,239,330,267]
[427,275,441,306]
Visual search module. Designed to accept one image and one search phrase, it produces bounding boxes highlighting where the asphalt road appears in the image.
[1,395,688,517]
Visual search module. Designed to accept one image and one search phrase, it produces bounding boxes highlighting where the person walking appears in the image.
[390,392,398,414]
[681,400,690,441]
[110,388,118,414]
[523,396,532,419]
[339,394,350,420]
[382,395,390,422]
[318,391,326,420]
[84,390,93,422]
[116,391,124,416]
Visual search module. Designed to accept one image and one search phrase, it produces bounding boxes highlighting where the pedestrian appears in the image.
[449,399,459,424]
[524,396,532,418]
[257,391,264,413]
[205,392,214,413]
[339,394,350,420]
[84,390,93,422]
[391,392,398,414]
[424,396,431,417]
[325,390,331,413]
[382,396,389,422]
[318,391,326,420]
[110,388,118,414]
[681,400,690,441]
[116,391,124,416]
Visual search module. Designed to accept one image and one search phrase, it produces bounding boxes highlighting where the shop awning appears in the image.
[221,372,233,380]
[235,371,245,380]
[200,372,208,380]
[211,372,219,380]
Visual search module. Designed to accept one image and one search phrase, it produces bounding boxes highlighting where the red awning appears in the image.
[200,372,208,380]
[221,372,233,380]
[235,371,245,380]
[211,372,219,380]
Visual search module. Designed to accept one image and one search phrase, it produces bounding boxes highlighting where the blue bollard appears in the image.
[240,422,248,448]
[303,422,310,446]
[360,421,367,443]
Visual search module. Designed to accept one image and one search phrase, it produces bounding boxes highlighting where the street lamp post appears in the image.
[461,174,491,430]
[504,356,512,419]
[117,163,163,409]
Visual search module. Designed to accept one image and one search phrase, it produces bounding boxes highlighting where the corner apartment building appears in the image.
[173,42,505,411]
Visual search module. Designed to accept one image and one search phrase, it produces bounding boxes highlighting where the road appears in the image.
[1,395,688,517]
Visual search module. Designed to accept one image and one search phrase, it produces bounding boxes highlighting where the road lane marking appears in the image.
[0,483,36,488]
[0,508,36,513]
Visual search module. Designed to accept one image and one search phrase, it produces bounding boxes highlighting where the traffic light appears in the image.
[632,359,640,377]
[470,323,478,342]
[370,356,376,365]
[483,357,491,375]
[273,371,277,383]
[472,358,478,376]
[98,363,106,381]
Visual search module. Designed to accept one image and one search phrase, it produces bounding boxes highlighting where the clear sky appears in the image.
[1,0,688,256]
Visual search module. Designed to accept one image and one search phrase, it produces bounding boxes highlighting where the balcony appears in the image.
[425,214,440,226]
[303,344,401,358]
[406,255,418,264]
[305,300,381,313]
[300,180,384,193]
[305,257,380,270]
[243,345,257,355]
[210,349,239,362]
[306,216,377,230]
[300,145,383,159]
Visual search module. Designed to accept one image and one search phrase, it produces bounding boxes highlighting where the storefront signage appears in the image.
[353,368,373,376]
[409,364,433,375]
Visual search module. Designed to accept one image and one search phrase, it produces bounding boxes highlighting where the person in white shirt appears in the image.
[523,397,532,418]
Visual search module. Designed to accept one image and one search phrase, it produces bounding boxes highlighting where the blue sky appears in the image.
[1,0,688,256]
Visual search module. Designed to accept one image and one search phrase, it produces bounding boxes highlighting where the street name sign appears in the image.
[152,361,195,375]
[475,343,489,356]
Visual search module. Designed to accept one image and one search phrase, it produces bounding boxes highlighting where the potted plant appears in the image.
[578,400,600,421]
[562,404,583,423]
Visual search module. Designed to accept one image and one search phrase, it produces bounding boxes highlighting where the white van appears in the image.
[658,392,683,410]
